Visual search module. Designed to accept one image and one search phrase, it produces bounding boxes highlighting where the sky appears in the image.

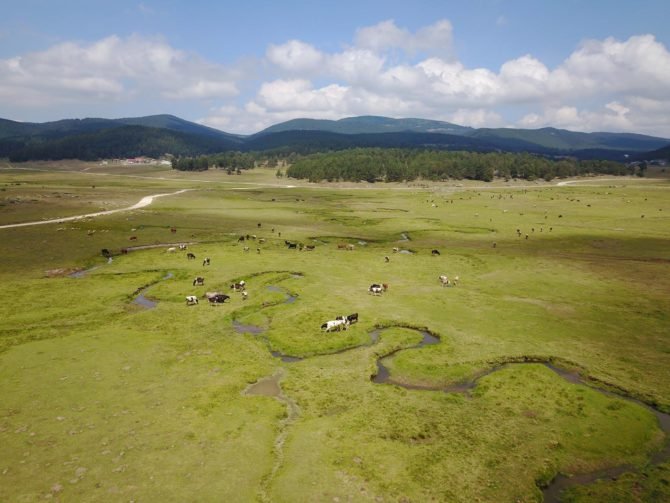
[2,0,670,137]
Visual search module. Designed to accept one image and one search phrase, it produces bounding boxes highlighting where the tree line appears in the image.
[171,151,299,172]
[285,148,633,182]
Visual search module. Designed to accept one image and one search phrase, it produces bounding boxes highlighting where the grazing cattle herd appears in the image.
[119,226,460,333]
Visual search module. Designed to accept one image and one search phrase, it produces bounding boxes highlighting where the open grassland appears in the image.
[0,163,669,502]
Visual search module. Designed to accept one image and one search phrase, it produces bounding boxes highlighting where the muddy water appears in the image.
[68,266,101,278]
[132,272,173,309]
[232,285,302,361]
[369,327,670,502]
[245,373,282,397]
[266,285,297,304]
[232,320,265,335]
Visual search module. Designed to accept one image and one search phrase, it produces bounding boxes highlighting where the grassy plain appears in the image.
[0,161,669,502]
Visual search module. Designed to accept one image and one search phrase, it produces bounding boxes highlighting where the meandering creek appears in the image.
[239,316,670,501]
[132,272,174,308]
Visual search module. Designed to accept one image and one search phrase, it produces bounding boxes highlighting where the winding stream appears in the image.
[240,317,670,501]
[132,272,174,308]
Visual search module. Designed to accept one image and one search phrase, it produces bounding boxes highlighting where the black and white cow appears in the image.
[431,249,441,256]
[202,257,210,266]
[193,276,205,286]
[230,280,246,291]
[368,284,388,295]
[208,294,230,304]
[346,313,359,324]
[187,252,196,260]
[185,295,198,305]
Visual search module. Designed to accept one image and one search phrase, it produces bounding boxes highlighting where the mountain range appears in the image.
[1,114,668,162]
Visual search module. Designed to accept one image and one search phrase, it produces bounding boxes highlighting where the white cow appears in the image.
[439,275,450,287]
[321,319,347,332]
[186,295,198,305]
[167,247,177,253]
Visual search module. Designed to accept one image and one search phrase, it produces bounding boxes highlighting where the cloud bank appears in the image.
[1,19,670,137]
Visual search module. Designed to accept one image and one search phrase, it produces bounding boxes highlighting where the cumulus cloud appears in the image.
[0,35,239,107]
[266,40,324,73]
[355,19,454,59]
[4,19,670,137]
[550,35,670,99]
[230,28,670,136]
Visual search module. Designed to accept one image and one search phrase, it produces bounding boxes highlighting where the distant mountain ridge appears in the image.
[256,115,473,136]
[0,114,243,142]
[1,113,668,162]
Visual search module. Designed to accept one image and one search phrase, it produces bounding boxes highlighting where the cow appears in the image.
[208,294,230,304]
[286,242,297,249]
[257,223,262,228]
[303,245,315,251]
[452,276,460,286]
[121,248,129,255]
[337,243,348,250]
[167,247,177,253]
[186,295,198,305]
[243,246,250,252]
[179,244,188,250]
[202,257,210,266]
[187,252,196,260]
[129,236,137,241]
[101,248,111,258]
[230,281,246,291]
[392,247,399,253]
[242,291,248,301]
[258,238,266,244]
[170,227,177,234]
[439,275,450,287]
[204,291,223,300]
[256,248,261,254]
[346,244,355,251]
[321,319,347,332]
[346,313,359,324]
[193,276,205,286]
[369,284,387,295]
[431,249,441,256]
[238,236,245,242]
[384,256,390,263]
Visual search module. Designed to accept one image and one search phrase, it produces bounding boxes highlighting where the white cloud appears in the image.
[266,40,324,73]
[0,35,239,107]
[355,19,454,59]
[244,30,670,136]
[550,35,670,99]
[4,19,670,138]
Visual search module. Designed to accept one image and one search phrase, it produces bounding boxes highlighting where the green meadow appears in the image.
[1,162,669,502]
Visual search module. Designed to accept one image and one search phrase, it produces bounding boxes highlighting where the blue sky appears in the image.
[2,0,670,136]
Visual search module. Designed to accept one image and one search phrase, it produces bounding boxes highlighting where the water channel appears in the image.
[237,317,670,500]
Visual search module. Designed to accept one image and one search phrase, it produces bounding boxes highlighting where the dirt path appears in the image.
[0,189,191,230]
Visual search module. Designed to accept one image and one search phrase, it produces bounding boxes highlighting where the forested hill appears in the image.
[1,114,669,162]
[2,126,242,162]
[255,115,473,136]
